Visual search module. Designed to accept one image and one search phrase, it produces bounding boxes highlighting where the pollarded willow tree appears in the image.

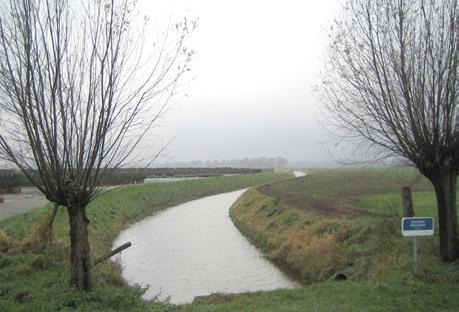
[0,0,194,290]
[321,0,459,261]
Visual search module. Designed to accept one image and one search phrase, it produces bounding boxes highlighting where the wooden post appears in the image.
[401,186,414,217]
[413,236,419,275]
[402,186,420,275]
[94,242,132,265]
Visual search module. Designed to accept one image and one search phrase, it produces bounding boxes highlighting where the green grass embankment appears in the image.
[184,167,459,312]
[230,168,446,282]
[0,171,292,312]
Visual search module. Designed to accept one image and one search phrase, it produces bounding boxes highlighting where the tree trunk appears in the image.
[68,204,92,291]
[47,203,59,242]
[432,170,458,261]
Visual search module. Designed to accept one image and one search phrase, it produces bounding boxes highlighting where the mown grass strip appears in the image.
[179,272,459,312]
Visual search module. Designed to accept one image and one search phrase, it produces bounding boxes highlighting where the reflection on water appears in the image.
[113,189,300,304]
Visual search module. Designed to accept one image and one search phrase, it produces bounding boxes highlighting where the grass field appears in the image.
[0,171,292,311]
[217,167,459,312]
[1,167,458,311]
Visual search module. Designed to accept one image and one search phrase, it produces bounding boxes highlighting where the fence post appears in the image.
[401,186,414,217]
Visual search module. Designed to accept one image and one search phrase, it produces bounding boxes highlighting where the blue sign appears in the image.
[401,217,434,237]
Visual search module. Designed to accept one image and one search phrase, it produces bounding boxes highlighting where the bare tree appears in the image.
[0,0,194,290]
[321,0,459,261]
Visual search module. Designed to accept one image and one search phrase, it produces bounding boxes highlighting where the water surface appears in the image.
[114,189,300,304]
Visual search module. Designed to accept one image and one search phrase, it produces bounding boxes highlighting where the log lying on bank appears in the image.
[94,242,132,265]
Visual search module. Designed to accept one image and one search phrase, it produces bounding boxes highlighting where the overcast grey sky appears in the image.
[137,0,344,163]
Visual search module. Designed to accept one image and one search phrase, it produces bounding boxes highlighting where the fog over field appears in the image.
[135,0,345,164]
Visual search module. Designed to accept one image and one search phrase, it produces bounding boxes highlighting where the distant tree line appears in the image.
[0,167,264,188]
[99,167,263,184]
[156,156,289,169]
[0,170,31,189]
[145,167,263,178]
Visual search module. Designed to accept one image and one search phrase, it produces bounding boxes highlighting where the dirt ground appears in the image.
[257,178,390,219]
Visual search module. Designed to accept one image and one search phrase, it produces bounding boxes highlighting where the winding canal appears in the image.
[113,179,302,304]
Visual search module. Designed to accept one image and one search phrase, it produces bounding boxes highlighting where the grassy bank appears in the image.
[180,273,459,312]
[0,171,292,311]
[213,167,459,311]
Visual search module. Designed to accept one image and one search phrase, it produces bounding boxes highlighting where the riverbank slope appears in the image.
[186,168,459,311]
[0,171,292,311]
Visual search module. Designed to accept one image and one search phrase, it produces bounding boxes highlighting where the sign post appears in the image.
[413,236,418,274]
[401,217,434,275]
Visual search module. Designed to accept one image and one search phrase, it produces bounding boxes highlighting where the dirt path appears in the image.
[0,187,48,220]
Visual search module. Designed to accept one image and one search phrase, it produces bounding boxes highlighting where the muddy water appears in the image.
[113,189,300,304]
